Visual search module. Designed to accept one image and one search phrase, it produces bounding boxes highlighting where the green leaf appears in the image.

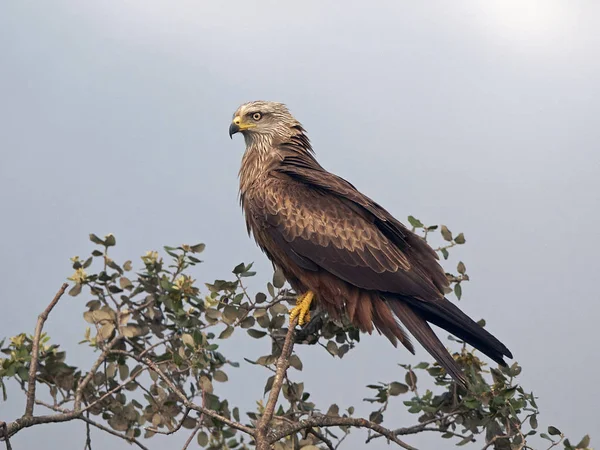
[455,232,466,244]
[89,233,104,245]
[255,292,267,304]
[407,215,424,228]
[197,431,209,446]
[441,248,449,260]
[529,415,538,430]
[219,326,234,339]
[247,329,267,339]
[190,243,206,253]
[576,435,591,449]
[389,382,409,396]
[264,375,275,394]
[548,426,561,436]
[440,225,453,241]
[104,234,116,247]
[232,262,246,274]
[272,268,286,289]
[182,333,195,347]
[289,354,303,371]
[213,370,228,382]
[454,283,462,300]
[68,284,82,297]
[199,375,213,394]
[222,305,238,324]
[122,325,142,338]
[326,341,338,356]
[457,261,466,274]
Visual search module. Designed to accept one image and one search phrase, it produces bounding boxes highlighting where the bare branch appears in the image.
[181,421,202,450]
[307,427,335,450]
[74,335,123,411]
[268,413,418,450]
[255,319,297,449]
[25,283,68,417]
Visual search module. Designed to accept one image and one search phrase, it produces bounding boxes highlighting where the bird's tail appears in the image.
[388,296,513,387]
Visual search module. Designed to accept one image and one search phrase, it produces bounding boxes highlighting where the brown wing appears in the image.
[250,177,440,302]
[269,154,449,300]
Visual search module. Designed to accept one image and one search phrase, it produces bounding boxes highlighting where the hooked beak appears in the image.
[229,122,240,139]
[229,115,256,139]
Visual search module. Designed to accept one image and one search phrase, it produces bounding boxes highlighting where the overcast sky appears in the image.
[1,1,599,449]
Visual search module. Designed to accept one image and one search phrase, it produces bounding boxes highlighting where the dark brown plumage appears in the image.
[230,100,512,387]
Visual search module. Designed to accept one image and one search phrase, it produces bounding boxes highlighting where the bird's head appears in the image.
[229,101,301,144]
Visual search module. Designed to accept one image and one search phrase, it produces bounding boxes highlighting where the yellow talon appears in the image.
[289,291,314,326]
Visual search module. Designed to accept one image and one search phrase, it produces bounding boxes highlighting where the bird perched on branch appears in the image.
[229,100,512,387]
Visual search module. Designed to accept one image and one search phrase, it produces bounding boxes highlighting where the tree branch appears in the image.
[25,283,68,417]
[269,413,417,450]
[140,357,254,435]
[256,319,297,449]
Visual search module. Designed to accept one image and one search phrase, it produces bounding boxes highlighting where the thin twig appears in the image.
[140,358,254,435]
[0,421,12,450]
[307,428,334,450]
[34,401,149,450]
[182,422,202,450]
[25,283,68,417]
[84,412,92,450]
[74,335,123,410]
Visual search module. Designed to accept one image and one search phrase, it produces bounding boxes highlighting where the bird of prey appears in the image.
[229,100,512,386]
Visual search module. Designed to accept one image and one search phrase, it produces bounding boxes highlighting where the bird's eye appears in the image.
[252,112,262,121]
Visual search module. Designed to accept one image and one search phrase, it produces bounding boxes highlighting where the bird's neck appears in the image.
[238,136,280,200]
[238,128,314,201]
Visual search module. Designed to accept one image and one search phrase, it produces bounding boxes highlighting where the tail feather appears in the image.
[390,301,468,387]
[401,296,513,365]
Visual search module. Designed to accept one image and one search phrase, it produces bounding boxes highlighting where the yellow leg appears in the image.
[289,291,314,326]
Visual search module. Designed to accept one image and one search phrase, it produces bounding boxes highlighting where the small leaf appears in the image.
[182,333,195,347]
[219,326,234,339]
[199,376,213,394]
[441,248,449,260]
[548,426,561,436]
[272,268,286,289]
[289,354,303,371]
[454,283,462,300]
[326,341,338,356]
[104,234,116,247]
[190,243,206,253]
[122,325,142,338]
[222,305,238,324]
[213,370,228,382]
[454,233,466,244]
[407,215,424,228]
[197,431,209,446]
[529,415,538,430]
[457,261,466,274]
[576,435,590,449]
[440,225,453,241]
[119,277,133,289]
[68,284,82,297]
[89,233,104,245]
[389,382,409,396]
[264,375,275,394]
[247,329,267,339]
[123,260,132,271]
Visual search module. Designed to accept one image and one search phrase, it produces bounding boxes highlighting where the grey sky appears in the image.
[1,1,599,449]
